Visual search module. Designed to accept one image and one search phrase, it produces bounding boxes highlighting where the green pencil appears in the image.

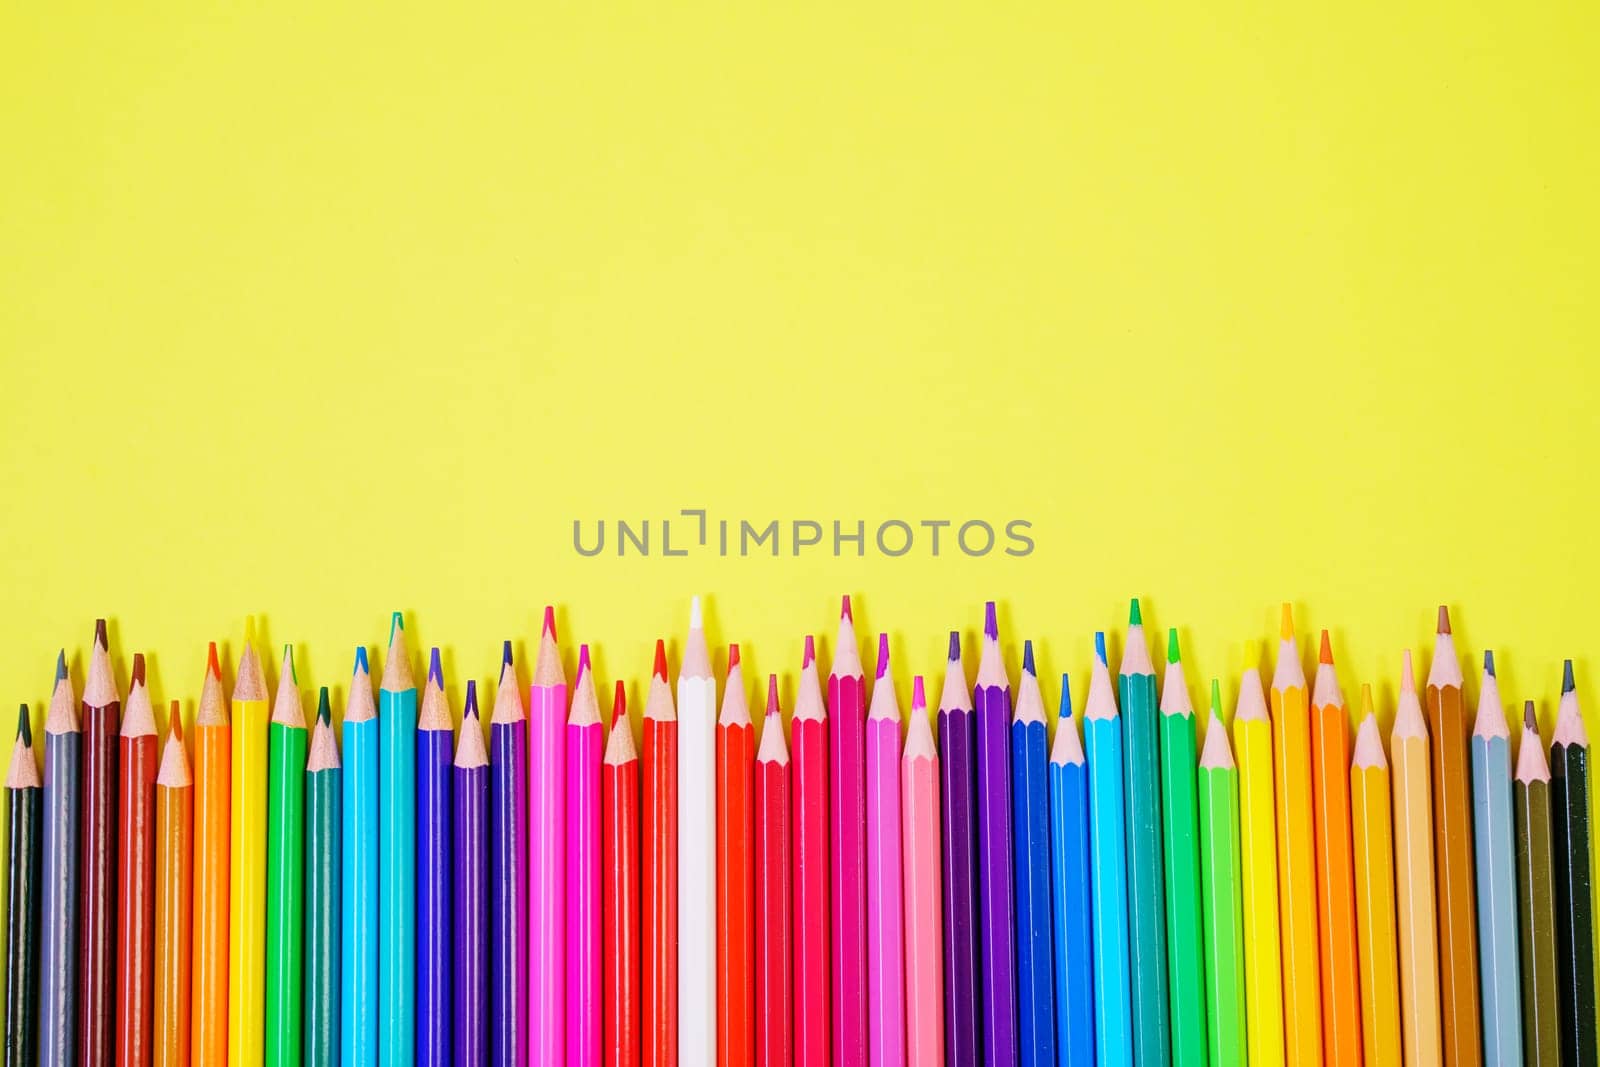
[1197,679,1245,1066]
[1516,701,1559,1066]
[304,688,342,1067]
[265,647,308,1067]
[1160,631,1206,1065]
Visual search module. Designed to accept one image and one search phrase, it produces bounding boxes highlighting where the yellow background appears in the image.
[3,4,1597,745]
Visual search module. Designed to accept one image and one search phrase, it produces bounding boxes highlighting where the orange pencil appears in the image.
[192,644,231,1063]
[1309,632,1361,1064]
[153,704,192,1067]
[642,640,678,1067]
[1350,689,1402,1066]
[1392,651,1442,1066]
[716,646,755,1067]
[1270,605,1321,1066]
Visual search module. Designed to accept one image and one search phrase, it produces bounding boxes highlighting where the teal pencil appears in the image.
[343,650,379,1066]
[1085,631,1133,1066]
[378,613,417,1064]
[1471,652,1521,1065]
[1119,601,1168,1065]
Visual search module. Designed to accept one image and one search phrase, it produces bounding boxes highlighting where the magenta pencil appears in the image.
[829,597,868,1067]
[754,676,792,1067]
[529,606,567,1067]
[793,636,831,1067]
[566,646,603,1067]
[864,633,905,1067]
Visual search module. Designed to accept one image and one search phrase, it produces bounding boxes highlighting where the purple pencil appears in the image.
[974,602,1018,1064]
[566,647,603,1067]
[489,642,529,1067]
[454,682,489,1067]
[938,631,980,1067]
[416,650,454,1067]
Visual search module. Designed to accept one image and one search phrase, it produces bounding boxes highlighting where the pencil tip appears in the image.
[1167,628,1180,664]
[17,705,30,746]
[464,680,479,720]
[947,631,961,662]
[688,597,702,631]
[94,618,108,649]
[912,674,927,710]
[841,594,852,622]
[207,641,221,678]
[1210,678,1222,715]
[354,646,369,674]
[170,701,183,742]
[501,640,513,670]
[1023,639,1036,675]
[428,647,443,688]
[1437,604,1451,635]
[1525,700,1538,732]
[389,611,404,643]
[55,650,67,682]
[283,644,297,685]
[1361,683,1375,718]
[131,652,146,686]
[1094,631,1107,664]
[1484,650,1496,677]
[578,643,591,677]
[727,643,740,671]
[984,601,998,640]
[1280,602,1295,640]
[542,605,557,639]
[1129,598,1142,626]
[653,639,668,680]
[1059,673,1073,718]
[766,674,780,716]
[1319,629,1333,665]
[612,680,626,728]
[1564,659,1576,694]
[876,633,889,680]
[803,634,816,668]
[1401,650,1415,693]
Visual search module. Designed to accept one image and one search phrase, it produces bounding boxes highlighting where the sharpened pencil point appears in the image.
[1129,598,1142,626]
[354,646,369,674]
[876,634,889,680]
[1564,659,1576,693]
[464,681,479,720]
[578,643,591,677]
[131,652,146,686]
[841,594,852,622]
[17,705,30,745]
[1210,678,1222,717]
[94,618,108,649]
[984,601,998,640]
[318,687,331,725]
[55,650,67,682]
[766,674,780,717]
[1280,602,1293,640]
[1023,640,1036,676]
[803,634,816,668]
[542,605,557,639]
[1401,650,1416,693]
[653,640,669,680]
[170,701,182,743]
[1525,700,1537,731]
[1361,683,1375,719]
[727,644,740,671]
[1060,674,1074,719]
[207,642,220,679]
[1094,632,1107,664]
[947,631,961,662]
[1319,630,1333,665]
[388,611,403,644]
[912,675,927,711]
[284,645,297,685]
[1437,605,1451,634]
[1167,628,1180,664]
[1484,650,1496,677]
[610,680,626,729]
[428,647,442,687]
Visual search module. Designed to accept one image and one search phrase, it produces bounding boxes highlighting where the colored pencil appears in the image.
[1120,601,1167,1067]
[1350,690,1401,1067]
[78,619,120,1067]
[829,597,868,1067]
[417,650,455,1067]
[1308,631,1360,1066]
[343,647,379,1067]
[266,646,308,1067]
[1471,652,1521,1064]
[1551,660,1596,1066]
[568,647,603,1067]
[1516,701,1559,1065]
[5,705,41,1067]
[115,656,158,1067]
[679,600,716,1067]
[1427,607,1482,1067]
[602,680,641,1067]
[1269,606,1320,1067]
[754,676,791,1067]
[1196,681,1244,1067]
[305,689,342,1067]
[530,606,567,1067]
[378,613,416,1065]
[453,682,488,1067]
[936,631,979,1067]
[716,646,755,1067]
[40,654,79,1067]
[490,642,529,1067]
[865,635,904,1067]
[1158,630,1204,1067]
[1046,670,1093,1067]
[192,643,230,1065]
[1084,631,1133,1066]
[1234,644,1283,1067]
[153,704,192,1067]
[794,635,831,1067]
[230,628,270,1066]
[974,602,1018,1065]
[1010,643,1052,1067]
[1393,651,1442,1066]
[641,640,678,1067]
[902,676,943,1067]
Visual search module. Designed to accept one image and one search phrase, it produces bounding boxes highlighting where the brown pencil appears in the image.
[1516,701,1559,1065]
[78,620,121,1067]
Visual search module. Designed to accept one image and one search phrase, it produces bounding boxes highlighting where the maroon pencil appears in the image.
[115,655,158,1065]
[79,619,121,1067]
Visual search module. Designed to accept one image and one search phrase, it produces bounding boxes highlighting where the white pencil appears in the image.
[678,596,717,1064]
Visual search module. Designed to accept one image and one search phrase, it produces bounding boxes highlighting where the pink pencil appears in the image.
[566,645,603,1067]
[530,606,568,1067]
[901,676,944,1067]
[830,597,868,1067]
[865,634,905,1066]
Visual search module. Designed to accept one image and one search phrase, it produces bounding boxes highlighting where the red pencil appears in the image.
[792,635,830,1067]
[754,675,793,1067]
[80,619,121,1067]
[602,680,641,1067]
[117,654,159,1066]
[641,641,678,1067]
[717,646,755,1067]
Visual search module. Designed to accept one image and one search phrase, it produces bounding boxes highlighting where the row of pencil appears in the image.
[0,597,1591,1067]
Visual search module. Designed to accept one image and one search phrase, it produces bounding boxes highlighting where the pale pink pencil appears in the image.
[901,676,944,1067]
[864,633,905,1067]
[530,606,568,1067]
[566,645,603,1067]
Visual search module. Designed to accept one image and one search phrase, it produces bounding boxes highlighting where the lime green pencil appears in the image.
[265,646,308,1066]
[1197,679,1246,1066]
[1160,631,1207,1065]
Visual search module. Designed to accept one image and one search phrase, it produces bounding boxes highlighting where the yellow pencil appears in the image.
[1392,651,1442,1066]
[1270,605,1321,1066]
[1234,645,1284,1067]
[1350,687,1402,1067]
[229,623,270,1065]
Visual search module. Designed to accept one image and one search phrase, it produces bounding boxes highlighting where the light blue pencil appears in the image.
[378,613,418,1065]
[1084,632,1133,1067]
[1472,651,1522,1064]
[343,649,380,1066]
